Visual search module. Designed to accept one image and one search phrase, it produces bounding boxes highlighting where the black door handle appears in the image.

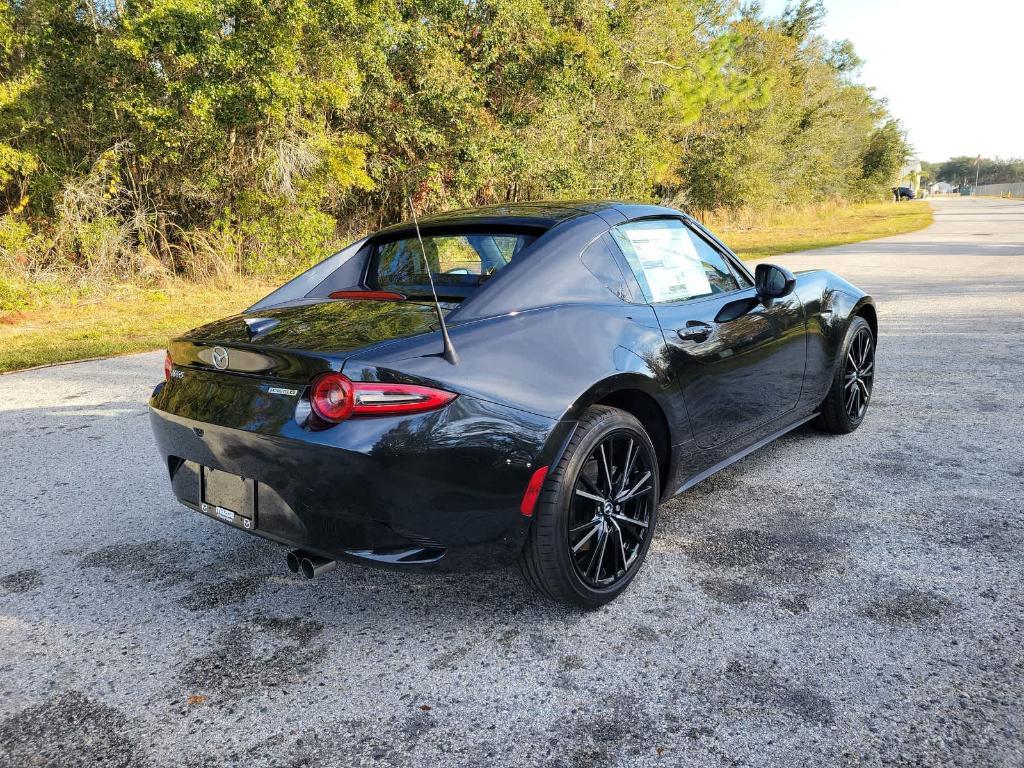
[676,322,714,342]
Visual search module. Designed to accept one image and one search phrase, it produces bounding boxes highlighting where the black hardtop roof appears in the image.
[374,200,684,237]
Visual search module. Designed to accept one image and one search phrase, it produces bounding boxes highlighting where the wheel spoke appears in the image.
[619,439,636,493]
[616,485,652,504]
[572,523,600,553]
[611,512,649,529]
[611,519,630,573]
[589,526,608,580]
[577,470,603,497]
[570,517,601,534]
[584,526,603,574]
[618,470,652,502]
[598,443,613,495]
[575,488,605,504]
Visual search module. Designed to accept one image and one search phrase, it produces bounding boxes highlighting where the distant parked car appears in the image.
[893,186,916,201]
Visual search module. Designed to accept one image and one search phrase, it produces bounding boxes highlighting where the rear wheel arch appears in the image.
[550,377,675,500]
[593,389,671,499]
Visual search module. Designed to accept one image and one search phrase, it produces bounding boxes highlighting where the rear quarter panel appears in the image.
[343,304,668,416]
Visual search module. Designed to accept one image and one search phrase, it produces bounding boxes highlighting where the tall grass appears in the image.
[692,199,853,234]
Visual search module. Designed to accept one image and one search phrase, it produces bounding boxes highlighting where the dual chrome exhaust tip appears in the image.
[286,549,336,579]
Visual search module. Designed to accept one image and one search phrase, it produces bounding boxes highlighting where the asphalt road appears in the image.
[1,197,1022,767]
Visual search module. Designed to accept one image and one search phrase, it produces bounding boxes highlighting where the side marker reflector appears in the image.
[520,465,549,518]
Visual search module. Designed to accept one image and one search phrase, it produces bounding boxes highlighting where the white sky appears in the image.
[756,0,1023,161]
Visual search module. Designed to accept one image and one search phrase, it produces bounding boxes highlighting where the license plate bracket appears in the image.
[201,467,257,531]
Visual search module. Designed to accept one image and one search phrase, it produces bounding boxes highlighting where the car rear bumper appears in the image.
[148,391,566,570]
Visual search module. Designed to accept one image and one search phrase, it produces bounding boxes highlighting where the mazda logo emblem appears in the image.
[211,346,229,370]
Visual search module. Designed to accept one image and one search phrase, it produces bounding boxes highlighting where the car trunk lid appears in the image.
[169,299,446,384]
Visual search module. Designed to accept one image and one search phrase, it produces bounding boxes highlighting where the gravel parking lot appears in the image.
[1,197,1022,767]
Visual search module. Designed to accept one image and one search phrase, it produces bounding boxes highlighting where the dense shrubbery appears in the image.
[0,0,908,286]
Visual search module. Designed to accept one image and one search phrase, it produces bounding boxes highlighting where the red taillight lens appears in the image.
[308,373,457,424]
[310,373,355,422]
[164,352,173,382]
[351,382,457,416]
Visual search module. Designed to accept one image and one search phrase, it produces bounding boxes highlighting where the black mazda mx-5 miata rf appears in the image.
[150,201,876,607]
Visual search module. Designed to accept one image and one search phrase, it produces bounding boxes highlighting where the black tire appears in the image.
[816,315,875,434]
[519,405,659,609]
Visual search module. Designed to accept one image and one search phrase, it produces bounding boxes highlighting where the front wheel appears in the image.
[519,405,659,609]
[817,315,875,434]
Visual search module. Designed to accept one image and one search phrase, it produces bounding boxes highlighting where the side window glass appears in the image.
[612,219,740,303]
[726,258,753,289]
[580,233,641,303]
[688,219,753,290]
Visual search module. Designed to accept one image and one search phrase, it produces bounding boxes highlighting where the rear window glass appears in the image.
[371,232,537,299]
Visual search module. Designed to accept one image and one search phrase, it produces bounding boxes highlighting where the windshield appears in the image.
[370,231,537,299]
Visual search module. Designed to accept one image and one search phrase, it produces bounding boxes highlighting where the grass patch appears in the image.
[0,200,933,374]
[714,200,933,260]
[0,278,274,373]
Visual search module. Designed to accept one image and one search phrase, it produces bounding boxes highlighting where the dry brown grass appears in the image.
[696,200,933,260]
[0,277,275,373]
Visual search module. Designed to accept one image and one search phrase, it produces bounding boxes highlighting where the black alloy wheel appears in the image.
[843,325,874,422]
[568,432,655,588]
[519,405,660,609]
[817,315,875,434]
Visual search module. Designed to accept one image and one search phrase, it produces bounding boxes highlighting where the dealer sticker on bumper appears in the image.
[200,500,252,529]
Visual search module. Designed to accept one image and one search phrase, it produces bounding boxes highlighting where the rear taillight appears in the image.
[164,352,173,382]
[309,373,457,424]
[351,382,458,415]
[310,373,355,422]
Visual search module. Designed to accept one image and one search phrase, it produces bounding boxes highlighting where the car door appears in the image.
[610,218,806,448]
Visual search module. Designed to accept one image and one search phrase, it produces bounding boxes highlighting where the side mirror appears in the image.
[755,263,796,299]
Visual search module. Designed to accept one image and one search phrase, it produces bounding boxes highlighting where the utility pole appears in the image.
[975,155,981,194]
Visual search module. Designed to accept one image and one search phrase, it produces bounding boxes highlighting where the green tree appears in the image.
[933,156,1024,186]
[676,1,904,210]
[860,120,909,191]
[0,0,915,281]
